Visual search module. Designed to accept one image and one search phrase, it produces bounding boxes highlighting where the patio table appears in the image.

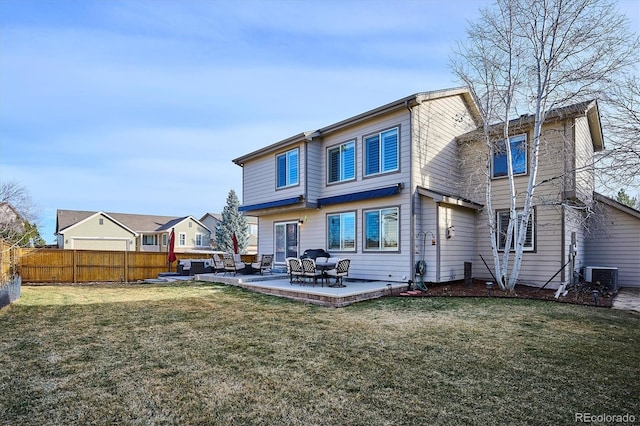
[315,261,337,287]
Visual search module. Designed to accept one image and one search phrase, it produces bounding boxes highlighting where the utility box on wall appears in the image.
[584,266,618,294]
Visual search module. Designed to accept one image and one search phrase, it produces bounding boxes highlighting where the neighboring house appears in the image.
[200,213,222,249]
[0,202,25,237]
[233,87,640,288]
[199,213,258,254]
[56,210,212,253]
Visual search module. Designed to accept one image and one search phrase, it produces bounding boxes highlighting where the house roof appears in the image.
[232,87,481,166]
[457,100,604,151]
[56,210,211,235]
[594,192,640,219]
[0,202,23,224]
[200,212,222,223]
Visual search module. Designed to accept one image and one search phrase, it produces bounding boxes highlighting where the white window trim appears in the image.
[179,232,187,246]
[497,209,535,252]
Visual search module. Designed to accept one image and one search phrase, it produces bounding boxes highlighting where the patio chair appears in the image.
[212,254,225,274]
[286,257,304,284]
[325,258,350,287]
[223,253,246,276]
[250,254,273,275]
[301,258,323,286]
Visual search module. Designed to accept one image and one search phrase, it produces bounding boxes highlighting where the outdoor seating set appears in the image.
[177,259,215,276]
[286,249,350,287]
[213,253,274,276]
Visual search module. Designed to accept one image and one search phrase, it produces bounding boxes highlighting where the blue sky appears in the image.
[1,0,638,243]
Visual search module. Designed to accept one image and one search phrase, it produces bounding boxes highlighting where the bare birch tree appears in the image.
[0,180,45,248]
[452,0,638,291]
[597,74,640,195]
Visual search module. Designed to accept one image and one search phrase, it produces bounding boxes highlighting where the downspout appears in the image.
[304,140,308,209]
[561,119,567,284]
[406,99,416,284]
[436,202,441,283]
[561,205,566,284]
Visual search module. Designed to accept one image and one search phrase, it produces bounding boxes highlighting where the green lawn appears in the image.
[1,283,638,425]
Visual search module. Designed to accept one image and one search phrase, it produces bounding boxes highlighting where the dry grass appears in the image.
[1,282,638,425]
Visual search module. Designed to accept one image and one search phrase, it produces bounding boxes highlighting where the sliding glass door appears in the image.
[275,222,299,263]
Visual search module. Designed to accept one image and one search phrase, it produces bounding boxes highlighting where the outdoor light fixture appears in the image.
[447,226,455,239]
[486,281,493,297]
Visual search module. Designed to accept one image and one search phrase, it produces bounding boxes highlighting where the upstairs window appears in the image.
[276,148,299,188]
[492,134,527,178]
[364,207,399,251]
[327,212,356,251]
[364,127,399,176]
[195,233,203,246]
[497,209,535,251]
[179,233,186,246]
[328,141,355,184]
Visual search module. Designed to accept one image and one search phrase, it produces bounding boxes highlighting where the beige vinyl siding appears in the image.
[63,213,136,251]
[260,194,411,281]
[564,205,588,279]
[241,142,306,206]
[317,109,410,200]
[417,197,438,282]
[472,198,567,288]
[573,116,595,203]
[71,238,132,251]
[171,219,210,252]
[412,95,478,195]
[585,202,640,288]
[438,204,476,282]
[306,141,322,204]
[256,213,299,262]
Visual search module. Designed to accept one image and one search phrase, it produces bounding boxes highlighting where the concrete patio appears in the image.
[171,271,408,307]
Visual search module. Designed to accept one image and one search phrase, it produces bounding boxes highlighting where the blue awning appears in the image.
[238,196,304,212]
[317,184,402,208]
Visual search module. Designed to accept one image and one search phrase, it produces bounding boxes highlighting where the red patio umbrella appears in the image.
[167,228,177,269]
[232,232,239,254]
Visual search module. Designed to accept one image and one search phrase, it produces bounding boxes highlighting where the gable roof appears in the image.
[200,212,222,223]
[56,210,211,235]
[232,87,481,166]
[457,100,604,151]
[594,192,640,219]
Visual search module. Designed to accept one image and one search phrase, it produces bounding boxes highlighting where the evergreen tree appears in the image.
[215,190,248,253]
[616,189,638,209]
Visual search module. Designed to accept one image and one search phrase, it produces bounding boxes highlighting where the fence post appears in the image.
[73,250,77,283]
[124,250,128,283]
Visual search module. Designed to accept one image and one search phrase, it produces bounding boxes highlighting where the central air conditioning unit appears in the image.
[584,266,618,294]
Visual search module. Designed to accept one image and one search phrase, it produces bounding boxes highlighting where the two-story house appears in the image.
[56,210,212,253]
[233,87,639,289]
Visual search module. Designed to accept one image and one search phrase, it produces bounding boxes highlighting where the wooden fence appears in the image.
[16,249,255,283]
[1,240,19,284]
